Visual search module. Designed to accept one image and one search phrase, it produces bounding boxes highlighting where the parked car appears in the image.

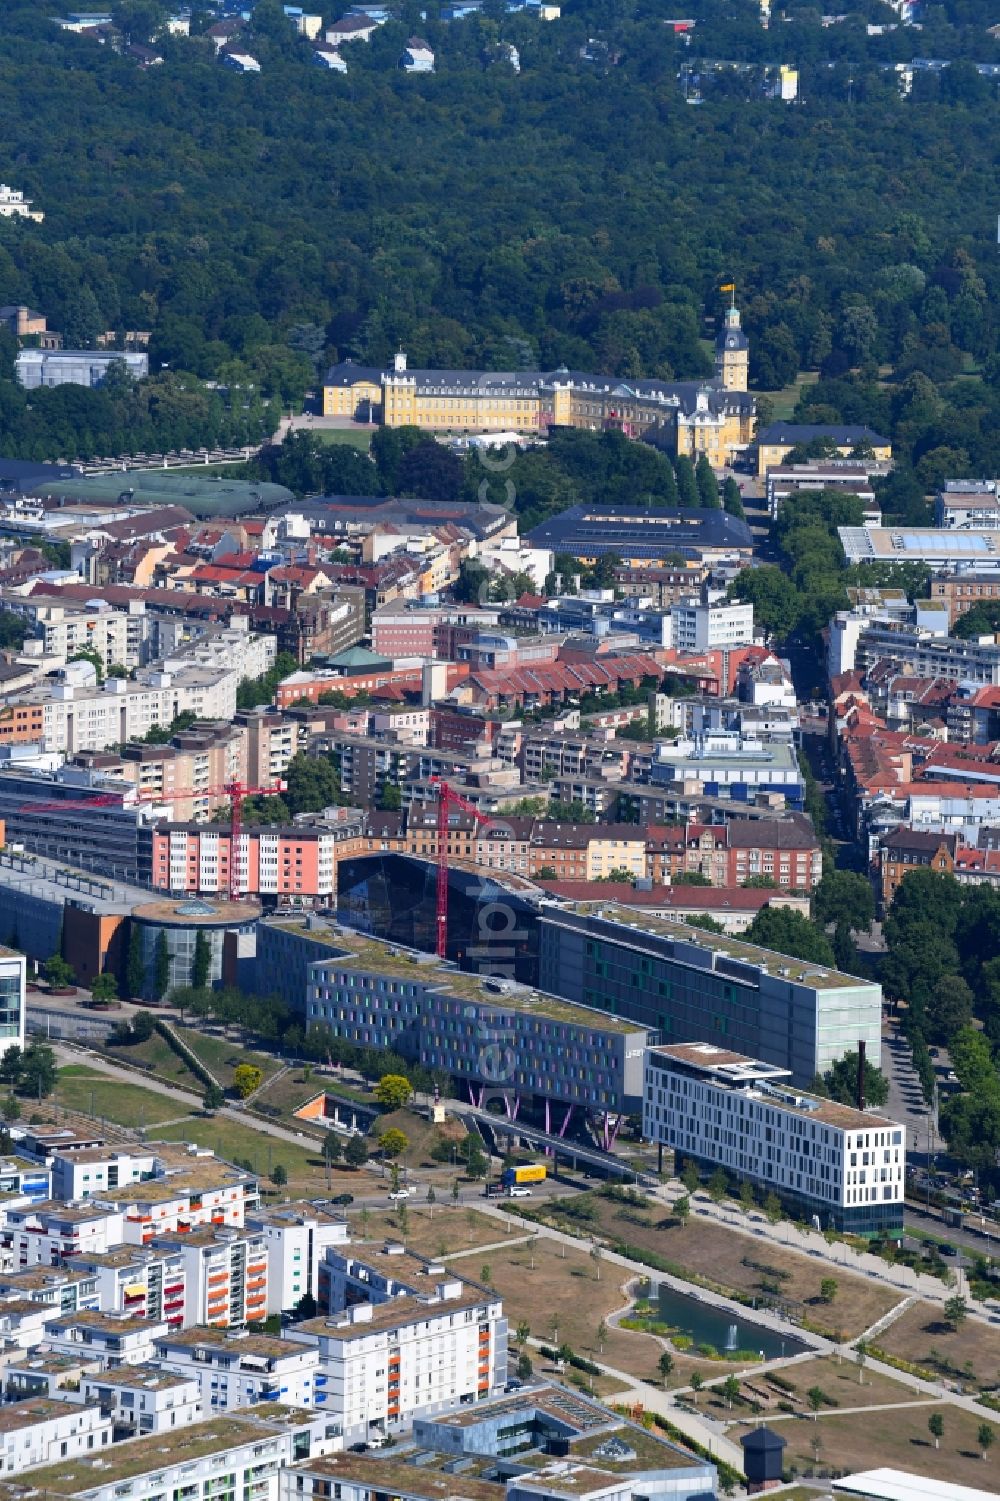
[507,1186,533,1198]
[332,1193,354,1207]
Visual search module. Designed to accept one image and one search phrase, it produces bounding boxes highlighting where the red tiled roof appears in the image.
[536,881,792,911]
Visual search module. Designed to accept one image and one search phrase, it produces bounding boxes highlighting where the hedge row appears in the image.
[537,1345,602,1377]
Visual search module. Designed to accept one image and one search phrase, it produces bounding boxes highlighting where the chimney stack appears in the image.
[857,1039,866,1112]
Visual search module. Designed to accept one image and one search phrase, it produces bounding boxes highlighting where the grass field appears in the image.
[374,1107,467,1170]
[151,1117,322,1181]
[734,1401,996,1487]
[107,1027,281,1096]
[532,1191,899,1341]
[362,1205,507,1257]
[765,371,819,422]
[309,427,372,449]
[105,1032,203,1092]
[55,1065,182,1128]
[427,1230,690,1390]
[703,1354,917,1421]
[875,1300,1000,1394]
[174,1028,281,1091]
[253,1068,330,1119]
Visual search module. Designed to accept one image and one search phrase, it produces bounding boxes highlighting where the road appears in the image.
[882,1021,936,1154]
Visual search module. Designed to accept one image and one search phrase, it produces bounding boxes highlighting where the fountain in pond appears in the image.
[724,1322,739,1352]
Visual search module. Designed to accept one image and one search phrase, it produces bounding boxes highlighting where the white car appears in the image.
[388,1188,413,1201]
[507,1186,533,1198]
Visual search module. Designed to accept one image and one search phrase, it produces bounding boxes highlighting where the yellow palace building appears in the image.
[323,307,755,464]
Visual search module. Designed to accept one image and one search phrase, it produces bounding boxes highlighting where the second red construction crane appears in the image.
[430,776,493,959]
[20,779,286,900]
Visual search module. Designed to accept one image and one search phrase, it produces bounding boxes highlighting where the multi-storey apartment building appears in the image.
[527,821,648,881]
[50,1147,158,1202]
[0,1154,50,1201]
[152,1227,269,1329]
[246,1203,349,1316]
[0,1406,340,1501]
[2,1202,124,1267]
[643,1042,906,1234]
[43,1311,167,1367]
[0,949,24,1065]
[292,1281,506,1443]
[667,596,754,652]
[934,480,1000,529]
[154,1329,321,1412]
[0,598,132,670]
[538,904,882,1085]
[75,1247,188,1328]
[0,1399,112,1475]
[929,571,1000,626]
[115,1159,258,1245]
[118,723,246,819]
[150,824,364,904]
[0,1265,101,1317]
[78,1367,203,1436]
[237,708,299,786]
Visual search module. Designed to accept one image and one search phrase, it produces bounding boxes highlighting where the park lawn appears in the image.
[310,428,372,449]
[55,1066,182,1128]
[875,1300,1000,1394]
[106,1032,203,1092]
[440,1233,673,1388]
[375,1107,467,1170]
[106,1027,281,1095]
[253,1069,332,1122]
[150,1118,327,1188]
[531,1192,899,1341]
[765,371,819,422]
[733,1401,995,1489]
[701,1354,917,1421]
[173,1028,281,1091]
[363,1205,512,1258]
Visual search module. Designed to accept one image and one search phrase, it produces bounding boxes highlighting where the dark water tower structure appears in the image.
[740,1427,786,1494]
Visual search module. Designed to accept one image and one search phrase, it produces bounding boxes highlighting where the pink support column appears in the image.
[558,1105,573,1138]
[545,1099,551,1135]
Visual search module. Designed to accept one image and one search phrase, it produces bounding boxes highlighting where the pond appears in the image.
[648,1280,809,1361]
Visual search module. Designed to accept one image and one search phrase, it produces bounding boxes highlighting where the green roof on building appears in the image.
[327,645,393,670]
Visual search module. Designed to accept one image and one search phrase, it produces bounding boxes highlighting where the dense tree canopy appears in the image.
[0,0,996,464]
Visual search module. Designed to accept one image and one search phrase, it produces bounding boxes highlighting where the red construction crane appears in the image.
[19,780,286,900]
[430,776,494,959]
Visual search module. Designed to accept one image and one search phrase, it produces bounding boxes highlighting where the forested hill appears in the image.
[0,0,999,467]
